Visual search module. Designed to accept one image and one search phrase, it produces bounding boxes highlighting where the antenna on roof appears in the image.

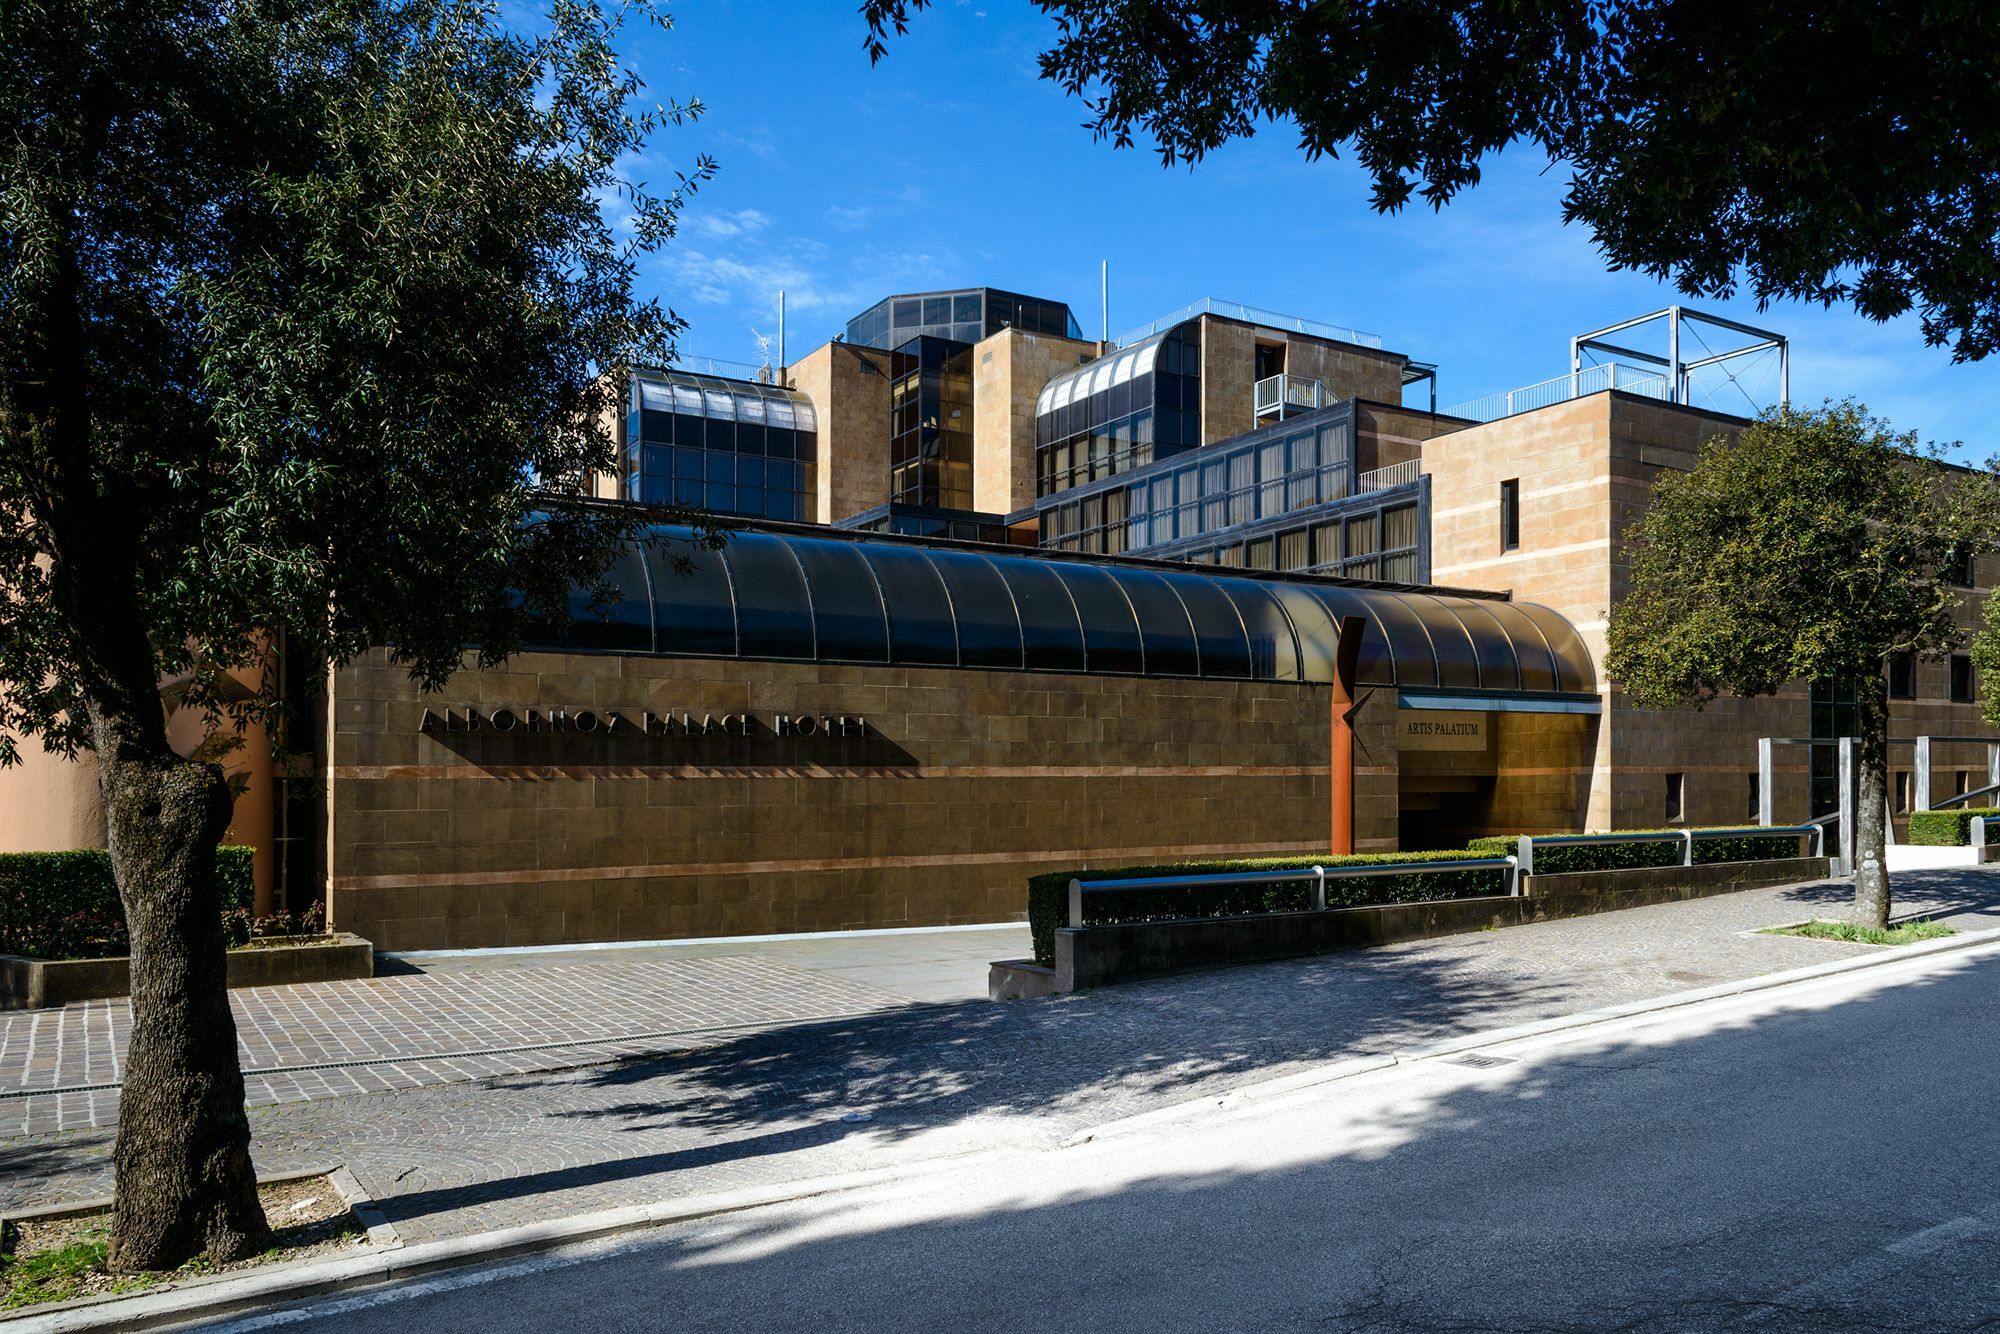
[751,328,774,383]
[1100,260,1108,346]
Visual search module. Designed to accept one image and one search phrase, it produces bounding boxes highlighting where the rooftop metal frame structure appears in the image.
[1570,306,1789,413]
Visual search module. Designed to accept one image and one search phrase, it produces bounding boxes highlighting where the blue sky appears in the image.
[627,1,1996,457]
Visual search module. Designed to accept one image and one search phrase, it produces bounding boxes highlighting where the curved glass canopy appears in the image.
[546,524,1596,695]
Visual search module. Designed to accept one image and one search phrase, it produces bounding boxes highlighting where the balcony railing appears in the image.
[1253,372,1330,419]
[1114,297,1383,350]
[1357,458,1421,493]
[1443,362,1670,424]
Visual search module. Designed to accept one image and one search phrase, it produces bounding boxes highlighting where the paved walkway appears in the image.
[3,871,1997,1248]
[0,928,1026,1136]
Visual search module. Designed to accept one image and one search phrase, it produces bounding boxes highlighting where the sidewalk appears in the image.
[3,870,1996,1251]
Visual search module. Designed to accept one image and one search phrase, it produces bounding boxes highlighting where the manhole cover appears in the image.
[1447,1053,1517,1069]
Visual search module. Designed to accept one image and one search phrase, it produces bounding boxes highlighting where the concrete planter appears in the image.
[1046,856,1830,994]
[0,933,374,1010]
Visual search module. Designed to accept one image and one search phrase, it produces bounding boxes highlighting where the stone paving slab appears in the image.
[6,869,1997,1247]
[0,955,905,1136]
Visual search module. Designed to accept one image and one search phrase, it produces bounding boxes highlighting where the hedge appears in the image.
[1027,851,1509,968]
[0,847,255,960]
[1466,827,1811,875]
[1907,808,2000,847]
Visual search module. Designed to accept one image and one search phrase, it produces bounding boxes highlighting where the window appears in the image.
[1500,478,1520,551]
[1949,544,1975,587]
[1665,772,1685,824]
[1747,772,1761,821]
[1895,771,1911,813]
[1888,652,1916,699]
[1952,654,1975,702]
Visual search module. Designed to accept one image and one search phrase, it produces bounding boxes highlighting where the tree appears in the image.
[0,0,707,1269]
[1607,404,1995,929]
[863,1,2000,360]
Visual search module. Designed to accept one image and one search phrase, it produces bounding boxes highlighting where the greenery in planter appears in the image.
[1466,828,1810,875]
[1026,850,1509,968]
[1906,809,2000,847]
[1768,919,1955,946]
[0,849,253,961]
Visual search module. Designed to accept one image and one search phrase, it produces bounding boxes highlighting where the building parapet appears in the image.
[1114,297,1383,351]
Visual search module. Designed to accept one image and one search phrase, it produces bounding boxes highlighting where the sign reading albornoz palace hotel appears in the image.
[419,706,867,738]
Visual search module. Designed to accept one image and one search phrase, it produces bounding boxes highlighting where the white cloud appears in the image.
[688,208,773,240]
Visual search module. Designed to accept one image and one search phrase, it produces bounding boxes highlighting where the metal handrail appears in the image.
[1516,824,1821,875]
[1067,857,1521,929]
[1930,781,2000,810]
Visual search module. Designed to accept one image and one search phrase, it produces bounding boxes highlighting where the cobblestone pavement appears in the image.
[0,956,904,1136]
[3,870,1995,1247]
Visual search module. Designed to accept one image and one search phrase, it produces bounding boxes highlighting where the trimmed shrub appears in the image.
[0,847,256,960]
[1907,808,2000,847]
[1467,827,1811,874]
[1027,850,1509,968]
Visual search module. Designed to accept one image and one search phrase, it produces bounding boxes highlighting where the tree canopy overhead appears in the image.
[864,0,2000,361]
[1,0,704,1269]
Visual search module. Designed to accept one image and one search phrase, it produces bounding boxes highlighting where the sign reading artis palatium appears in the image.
[1398,712,1488,752]
[419,707,866,738]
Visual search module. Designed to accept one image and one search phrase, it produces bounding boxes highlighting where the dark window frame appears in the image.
[1500,478,1520,552]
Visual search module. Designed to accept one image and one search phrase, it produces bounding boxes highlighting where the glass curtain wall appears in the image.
[846,288,1081,351]
[889,337,975,509]
[1034,321,1202,497]
[625,371,817,521]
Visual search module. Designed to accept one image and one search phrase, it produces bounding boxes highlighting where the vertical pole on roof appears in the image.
[1757,738,1774,826]
[777,289,786,379]
[1568,333,1580,400]
[1778,335,1790,409]
[1668,306,1682,404]
[1100,260,1109,346]
[1915,735,1932,812]
[1329,617,1366,857]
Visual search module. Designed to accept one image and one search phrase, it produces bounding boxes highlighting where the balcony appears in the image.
[1254,373,1331,421]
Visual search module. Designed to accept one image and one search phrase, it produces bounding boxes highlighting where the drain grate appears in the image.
[1447,1053,1517,1069]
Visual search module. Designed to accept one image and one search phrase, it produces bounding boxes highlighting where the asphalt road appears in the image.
[206,940,2000,1333]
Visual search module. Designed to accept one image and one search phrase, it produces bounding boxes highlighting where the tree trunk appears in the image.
[1852,672,1892,931]
[100,732,271,1271]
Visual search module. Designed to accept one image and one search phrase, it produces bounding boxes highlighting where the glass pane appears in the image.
[643,529,736,656]
[1052,565,1144,674]
[1303,585,1396,687]
[551,539,653,652]
[859,545,958,666]
[993,558,1086,671]
[1155,570,1251,677]
[1511,601,1597,694]
[1477,600,1560,693]
[719,531,813,659]
[1446,599,1522,691]
[788,538,889,663]
[1402,594,1481,689]
[1115,569,1201,677]
[929,550,1024,669]
[1356,591,1438,688]
[1217,579,1302,681]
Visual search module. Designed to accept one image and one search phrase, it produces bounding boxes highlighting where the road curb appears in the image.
[0,1155,1002,1334]
[1064,919,2000,1148]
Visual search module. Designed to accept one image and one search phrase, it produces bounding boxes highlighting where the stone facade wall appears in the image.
[970,329,1096,516]
[324,650,1427,950]
[1197,317,1408,444]
[789,341,893,525]
[1355,402,1465,476]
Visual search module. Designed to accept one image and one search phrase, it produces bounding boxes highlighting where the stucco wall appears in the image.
[970,329,1096,516]
[789,341,893,525]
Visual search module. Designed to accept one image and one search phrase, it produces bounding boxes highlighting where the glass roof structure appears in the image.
[544,523,1596,697]
[633,368,817,432]
[1034,327,1172,420]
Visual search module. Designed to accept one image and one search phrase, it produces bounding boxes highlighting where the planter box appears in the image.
[0,933,374,1010]
[1048,856,1830,994]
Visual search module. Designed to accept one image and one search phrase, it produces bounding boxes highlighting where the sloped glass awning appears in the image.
[543,523,1597,701]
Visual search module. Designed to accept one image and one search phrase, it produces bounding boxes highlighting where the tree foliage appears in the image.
[864,0,2000,360]
[0,0,705,1269]
[1607,402,1996,928]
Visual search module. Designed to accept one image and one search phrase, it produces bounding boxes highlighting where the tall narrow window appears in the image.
[1895,771,1912,813]
[1747,772,1761,821]
[1949,544,1975,588]
[1500,478,1520,552]
[1952,653,1975,702]
[1888,652,1916,700]
[1665,772,1685,823]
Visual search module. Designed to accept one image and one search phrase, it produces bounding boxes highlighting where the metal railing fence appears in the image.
[1443,363,1670,424]
[1514,825,1822,876]
[1066,857,1521,929]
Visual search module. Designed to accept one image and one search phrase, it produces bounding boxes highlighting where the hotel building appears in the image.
[3,293,1988,951]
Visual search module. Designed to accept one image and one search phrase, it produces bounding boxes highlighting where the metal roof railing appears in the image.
[1443,362,1670,424]
[1114,297,1383,350]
